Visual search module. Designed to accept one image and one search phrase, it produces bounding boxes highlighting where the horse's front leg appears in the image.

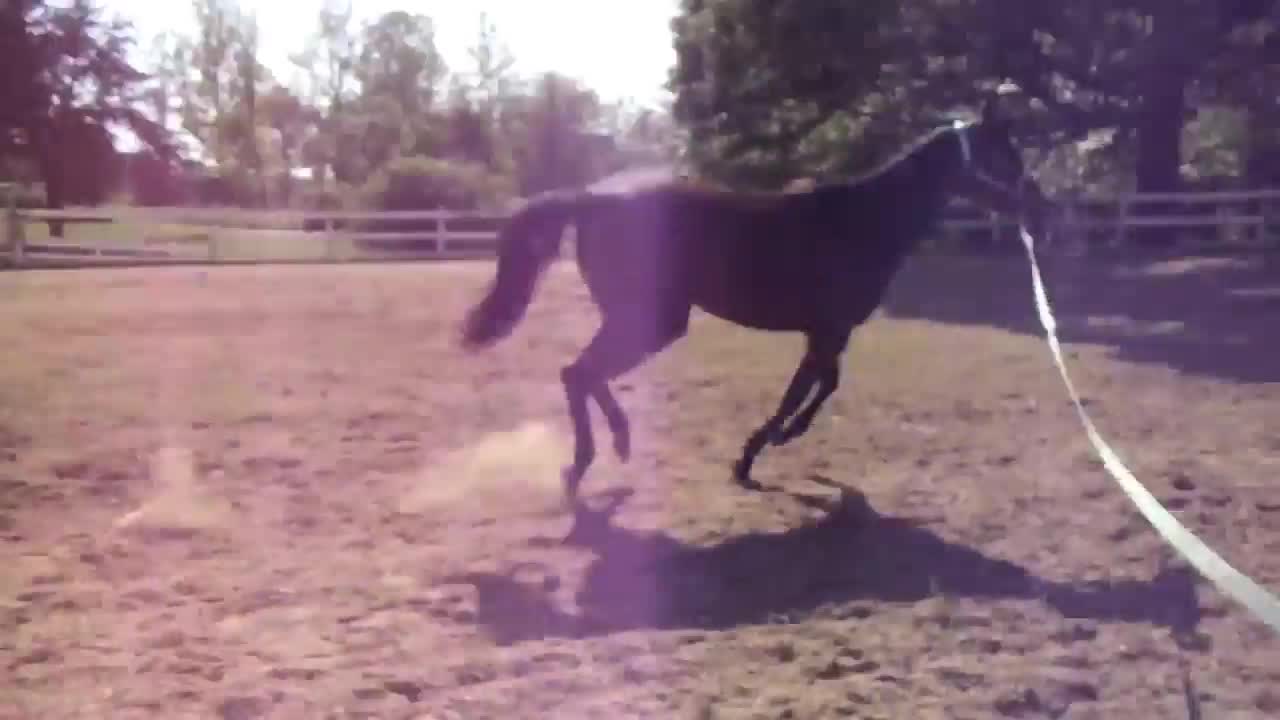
[559,363,597,506]
[772,357,840,446]
[733,355,819,489]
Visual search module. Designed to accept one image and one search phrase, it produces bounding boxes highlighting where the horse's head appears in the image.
[952,100,1049,233]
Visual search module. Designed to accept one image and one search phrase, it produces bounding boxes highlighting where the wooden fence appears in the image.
[5,188,1280,268]
[943,188,1280,249]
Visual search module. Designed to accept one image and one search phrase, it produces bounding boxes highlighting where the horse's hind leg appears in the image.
[772,352,842,446]
[733,356,819,489]
[734,329,849,487]
[560,361,597,504]
[560,309,689,503]
[591,382,632,462]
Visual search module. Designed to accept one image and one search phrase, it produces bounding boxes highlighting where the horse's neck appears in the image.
[900,131,961,188]
[847,134,962,259]
[899,134,963,214]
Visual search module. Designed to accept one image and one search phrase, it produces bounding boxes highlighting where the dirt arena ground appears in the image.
[3,253,1279,719]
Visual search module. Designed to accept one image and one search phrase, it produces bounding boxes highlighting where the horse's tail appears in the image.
[460,191,582,350]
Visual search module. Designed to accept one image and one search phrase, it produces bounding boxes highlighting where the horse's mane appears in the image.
[562,122,961,207]
[665,123,960,200]
[832,123,959,189]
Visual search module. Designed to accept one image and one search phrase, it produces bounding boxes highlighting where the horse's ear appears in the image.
[979,96,1015,133]
[980,97,999,124]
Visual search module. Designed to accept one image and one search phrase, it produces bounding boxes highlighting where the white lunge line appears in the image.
[1018,226,1280,635]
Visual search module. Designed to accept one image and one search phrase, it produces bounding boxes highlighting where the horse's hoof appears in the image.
[561,465,584,505]
[732,463,764,491]
[613,433,631,463]
[561,519,589,545]
[561,502,598,545]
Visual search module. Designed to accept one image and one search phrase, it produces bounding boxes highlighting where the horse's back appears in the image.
[572,182,854,332]
[665,188,835,331]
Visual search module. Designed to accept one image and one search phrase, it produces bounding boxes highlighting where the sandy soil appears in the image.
[2,255,1279,719]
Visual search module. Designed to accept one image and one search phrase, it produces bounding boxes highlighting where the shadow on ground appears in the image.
[442,486,1204,647]
[881,250,1280,383]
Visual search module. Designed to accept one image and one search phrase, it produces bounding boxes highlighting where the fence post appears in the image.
[6,188,25,267]
[1060,202,1076,254]
[1253,198,1269,248]
[1115,195,1129,249]
[436,215,448,255]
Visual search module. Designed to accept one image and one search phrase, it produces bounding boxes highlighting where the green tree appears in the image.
[668,0,1280,199]
[669,0,901,187]
[292,0,357,186]
[512,72,614,194]
[166,0,275,205]
[438,12,519,175]
[958,1,1280,194]
[605,101,685,168]
[333,10,450,184]
[260,84,318,205]
[361,154,512,212]
[354,10,446,118]
[1195,3,1280,185]
[230,10,264,204]
[182,0,238,168]
[1,0,170,232]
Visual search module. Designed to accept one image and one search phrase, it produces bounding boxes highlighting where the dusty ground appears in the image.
[2,254,1279,719]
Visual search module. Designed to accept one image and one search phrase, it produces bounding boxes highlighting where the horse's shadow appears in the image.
[443,484,1205,647]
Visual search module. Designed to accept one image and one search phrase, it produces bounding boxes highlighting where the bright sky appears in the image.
[104,0,681,108]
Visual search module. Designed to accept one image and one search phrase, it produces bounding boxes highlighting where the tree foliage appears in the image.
[0,0,173,232]
[362,155,512,212]
[1,0,683,213]
[671,0,901,187]
[669,0,1280,197]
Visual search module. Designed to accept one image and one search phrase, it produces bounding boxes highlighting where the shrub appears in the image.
[2,182,47,209]
[126,152,187,207]
[360,155,514,214]
[353,156,515,246]
[299,182,359,232]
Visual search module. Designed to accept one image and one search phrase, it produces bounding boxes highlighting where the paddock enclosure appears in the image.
[3,253,1279,718]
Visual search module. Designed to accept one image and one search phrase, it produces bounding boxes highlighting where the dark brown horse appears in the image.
[460,102,1045,504]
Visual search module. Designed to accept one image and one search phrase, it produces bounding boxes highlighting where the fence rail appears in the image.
[6,187,1280,268]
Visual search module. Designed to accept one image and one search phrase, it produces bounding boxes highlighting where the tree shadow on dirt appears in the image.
[881,250,1280,383]
[442,486,1205,648]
